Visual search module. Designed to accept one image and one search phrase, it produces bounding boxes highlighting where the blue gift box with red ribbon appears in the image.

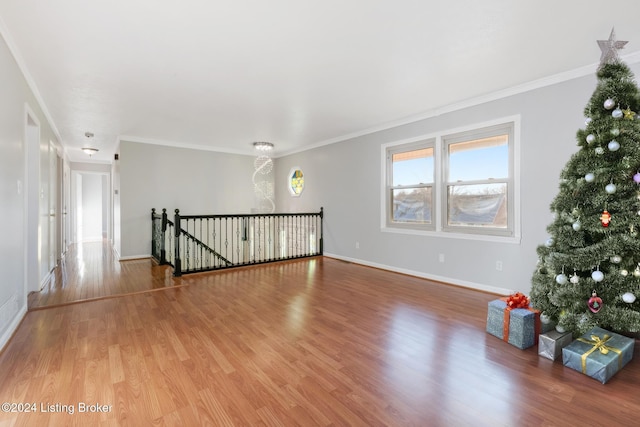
[486,293,540,350]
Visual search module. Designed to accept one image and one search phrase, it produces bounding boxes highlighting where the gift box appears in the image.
[538,330,572,360]
[486,297,540,350]
[562,327,634,384]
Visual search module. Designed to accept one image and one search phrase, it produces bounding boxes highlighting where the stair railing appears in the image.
[152,207,323,276]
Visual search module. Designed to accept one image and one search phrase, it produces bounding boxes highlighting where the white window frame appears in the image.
[381,116,521,243]
[385,139,436,231]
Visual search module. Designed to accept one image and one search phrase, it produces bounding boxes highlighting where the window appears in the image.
[386,141,435,230]
[382,118,518,240]
[289,168,304,196]
[444,124,513,236]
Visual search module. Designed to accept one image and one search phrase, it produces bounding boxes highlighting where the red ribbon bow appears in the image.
[506,292,530,309]
[499,293,540,345]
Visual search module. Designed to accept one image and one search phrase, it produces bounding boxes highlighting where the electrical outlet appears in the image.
[496,261,503,271]
[439,253,445,263]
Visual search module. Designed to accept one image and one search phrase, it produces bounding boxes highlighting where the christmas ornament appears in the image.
[633,172,640,183]
[608,140,620,151]
[605,183,617,194]
[540,313,551,324]
[572,221,581,231]
[610,255,622,264]
[622,292,637,304]
[586,134,596,144]
[600,210,611,227]
[591,268,604,282]
[585,117,592,126]
[631,225,638,237]
[595,147,604,155]
[620,269,629,276]
[545,238,554,247]
[604,98,616,109]
[555,324,566,333]
[611,128,620,136]
[570,273,580,284]
[612,108,623,119]
[585,173,595,182]
[597,28,628,66]
[556,273,568,285]
[588,291,603,313]
[634,265,640,277]
[623,108,636,120]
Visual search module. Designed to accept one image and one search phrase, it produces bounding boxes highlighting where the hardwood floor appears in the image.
[28,242,181,309]
[2,242,639,426]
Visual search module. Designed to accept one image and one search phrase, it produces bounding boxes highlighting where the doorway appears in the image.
[25,111,40,294]
[71,171,110,243]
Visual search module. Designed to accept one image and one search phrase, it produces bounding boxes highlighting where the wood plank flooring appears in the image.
[28,242,180,309]
[2,241,640,426]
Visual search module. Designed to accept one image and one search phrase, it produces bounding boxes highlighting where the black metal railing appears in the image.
[152,208,323,276]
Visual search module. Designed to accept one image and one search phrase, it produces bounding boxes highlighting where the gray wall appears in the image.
[118,141,257,258]
[0,30,61,348]
[275,64,640,295]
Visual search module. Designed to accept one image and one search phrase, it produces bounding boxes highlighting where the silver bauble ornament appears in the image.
[608,140,620,151]
[555,325,566,333]
[555,273,568,285]
[570,274,580,284]
[621,269,629,276]
[604,98,615,109]
[586,134,596,144]
[545,238,554,247]
[622,292,637,304]
[585,173,595,182]
[605,183,617,194]
[592,270,604,282]
[595,147,604,155]
[585,117,592,126]
[611,128,620,136]
[572,221,581,231]
[613,108,623,119]
[540,313,551,324]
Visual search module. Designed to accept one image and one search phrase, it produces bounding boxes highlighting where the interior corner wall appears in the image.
[275,62,640,295]
[118,141,256,259]
[0,30,60,349]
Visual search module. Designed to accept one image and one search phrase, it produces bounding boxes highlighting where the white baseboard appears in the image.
[118,254,152,261]
[323,252,514,296]
[0,304,27,352]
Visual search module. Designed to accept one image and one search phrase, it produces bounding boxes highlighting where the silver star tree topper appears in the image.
[598,28,628,67]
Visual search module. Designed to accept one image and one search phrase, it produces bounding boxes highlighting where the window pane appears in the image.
[392,187,432,223]
[447,183,507,228]
[392,147,433,186]
[448,135,508,182]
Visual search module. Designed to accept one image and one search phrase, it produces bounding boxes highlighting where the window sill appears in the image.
[381,226,521,244]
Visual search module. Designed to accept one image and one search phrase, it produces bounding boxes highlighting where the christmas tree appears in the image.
[531,29,640,336]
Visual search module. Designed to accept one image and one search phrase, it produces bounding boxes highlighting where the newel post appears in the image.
[174,209,182,277]
[151,208,157,260]
[319,207,324,255]
[160,208,168,264]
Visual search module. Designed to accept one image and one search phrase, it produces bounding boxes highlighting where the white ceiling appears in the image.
[2,1,640,163]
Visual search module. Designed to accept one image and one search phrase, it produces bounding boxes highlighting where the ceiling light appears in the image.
[82,131,98,156]
[253,141,274,151]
